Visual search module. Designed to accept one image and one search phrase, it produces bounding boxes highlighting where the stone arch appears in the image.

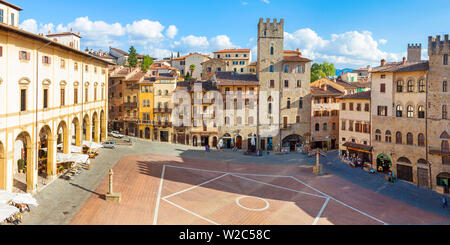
[18,77,31,85]
[92,111,100,142]
[145,127,151,139]
[397,157,412,164]
[57,120,70,154]
[15,131,34,193]
[72,117,82,146]
[0,141,6,190]
[83,114,91,141]
[39,125,56,179]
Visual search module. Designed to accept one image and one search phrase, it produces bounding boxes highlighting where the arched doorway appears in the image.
[282,134,303,152]
[92,112,99,143]
[14,131,34,193]
[0,141,6,190]
[193,136,198,147]
[145,127,151,139]
[57,120,69,154]
[201,136,209,147]
[212,136,218,148]
[222,134,232,149]
[437,172,450,194]
[376,154,392,173]
[396,157,413,182]
[72,117,81,146]
[236,135,243,150]
[39,125,56,179]
[100,110,106,142]
[83,114,91,141]
[246,134,256,152]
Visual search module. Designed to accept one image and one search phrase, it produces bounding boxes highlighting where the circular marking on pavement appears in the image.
[235,196,270,212]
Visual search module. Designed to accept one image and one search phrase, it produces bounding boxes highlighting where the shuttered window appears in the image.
[43,89,48,108]
[0,46,3,57]
[20,89,26,111]
[60,88,65,106]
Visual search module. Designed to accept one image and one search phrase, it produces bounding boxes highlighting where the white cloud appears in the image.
[20,19,38,33]
[210,35,237,50]
[180,35,210,49]
[261,0,270,3]
[285,28,401,68]
[166,25,178,39]
[126,19,165,45]
[379,39,387,45]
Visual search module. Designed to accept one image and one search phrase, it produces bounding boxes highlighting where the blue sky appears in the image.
[15,0,449,68]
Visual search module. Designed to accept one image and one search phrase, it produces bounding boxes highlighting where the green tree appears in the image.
[189,64,196,75]
[184,72,191,81]
[128,46,138,67]
[177,51,180,58]
[310,62,336,82]
[141,55,153,72]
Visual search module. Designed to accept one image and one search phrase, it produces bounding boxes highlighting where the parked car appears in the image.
[110,132,124,139]
[102,141,116,149]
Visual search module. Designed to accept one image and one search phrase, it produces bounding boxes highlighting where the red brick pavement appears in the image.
[70,153,450,225]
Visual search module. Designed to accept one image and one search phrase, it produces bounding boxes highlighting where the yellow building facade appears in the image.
[138,79,154,140]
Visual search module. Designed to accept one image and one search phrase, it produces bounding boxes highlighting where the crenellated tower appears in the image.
[257,18,284,79]
[407,43,422,61]
[426,34,450,191]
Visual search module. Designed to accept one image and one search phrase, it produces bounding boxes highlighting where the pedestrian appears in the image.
[442,195,448,209]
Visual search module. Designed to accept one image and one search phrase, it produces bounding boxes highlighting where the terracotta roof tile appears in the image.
[371,61,429,73]
[215,71,258,85]
[339,91,371,100]
[213,49,251,53]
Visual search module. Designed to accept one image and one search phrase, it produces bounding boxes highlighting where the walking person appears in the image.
[442,195,448,209]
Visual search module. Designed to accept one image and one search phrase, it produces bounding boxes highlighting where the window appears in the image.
[381,74,386,79]
[287,98,291,109]
[85,65,89,72]
[396,80,404,92]
[323,123,328,131]
[74,88,78,104]
[299,97,303,109]
[380,83,386,93]
[296,116,300,123]
[19,51,30,61]
[74,62,78,71]
[240,68,244,73]
[332,122,336,130]
[377,106,387,116]
[284,80,289,88]
[364,103,369,112]
[42,56,51,64]
[43,89,48,109]
[269,80,274,88]
[297,80,301,88]
[348,120,354,131]
[297,65,303,73]
[407,105,414,118]
[396,132,402,144]
[407,80,414,92]
[85,88,88,102]
[355,122,361,132]
[385,130,392,143]
[58,88,64,106]
[94,87,97,101]
[94,67,97,73]
[315,123,320,131]
[375,129,381,141]
[418,106,425,118]
[443,81,448,92]
[60,59,65,69]
[356,103,361,111]
[443,105,448,119]
[406,133,413,145]
[341,120,346,130]
[396,105,403,117]
[269,65,274,72]
[0,9,3,23]
[349,103,354,111]
[284,65,289,73]
[418,79,425,92]
[418,133,425,147]
[444,54,448,65]
[270,46,274,55]
[342,103,346,110]
[20,89,26,111]
[0,46,2,57]
[11,13,14,26]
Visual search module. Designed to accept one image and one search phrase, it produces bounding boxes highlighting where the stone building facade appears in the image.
[256,18,312,152]
[427,35,449,193]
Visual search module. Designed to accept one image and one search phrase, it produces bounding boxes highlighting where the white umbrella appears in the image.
[251,135,256,146]
[0,204,19,222]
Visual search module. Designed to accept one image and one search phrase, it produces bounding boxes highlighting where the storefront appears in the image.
[376,153,392,173]
[342,142,372,165]
[282,135,304,152]
[437,172,450,194]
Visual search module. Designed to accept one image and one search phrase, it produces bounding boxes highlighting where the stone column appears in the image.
[63,128,70,154]
[26,144,36,193]
[101,119,108,142]
[94,119,100,143]
[75,123,82,146]
[85,121,92,142]
[46,136,57,180]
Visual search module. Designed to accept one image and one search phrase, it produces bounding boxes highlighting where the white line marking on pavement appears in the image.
[153,165,166,225]
[290,176,388,225]
[163,173,229,199]
[165,164,291,178]
[313,197,330,225]
[162,198,220,225]
[231,174,327,199]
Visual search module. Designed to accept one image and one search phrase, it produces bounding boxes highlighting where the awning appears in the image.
[0,190,39,206]
[82,141,103,150]
[343,142,373,153]
[57,153,89,164]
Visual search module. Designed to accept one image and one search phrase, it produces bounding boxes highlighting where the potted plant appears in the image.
[17,159,25,174]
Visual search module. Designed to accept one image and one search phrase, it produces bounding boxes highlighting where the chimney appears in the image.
[402,57,406,64]
[381,59,386,66]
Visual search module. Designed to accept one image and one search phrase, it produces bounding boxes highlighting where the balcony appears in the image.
[123,102,138,108]
[429,147,450,157]
[154,121,172,128]
[154,108,172,113]
[123,116,139,122]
